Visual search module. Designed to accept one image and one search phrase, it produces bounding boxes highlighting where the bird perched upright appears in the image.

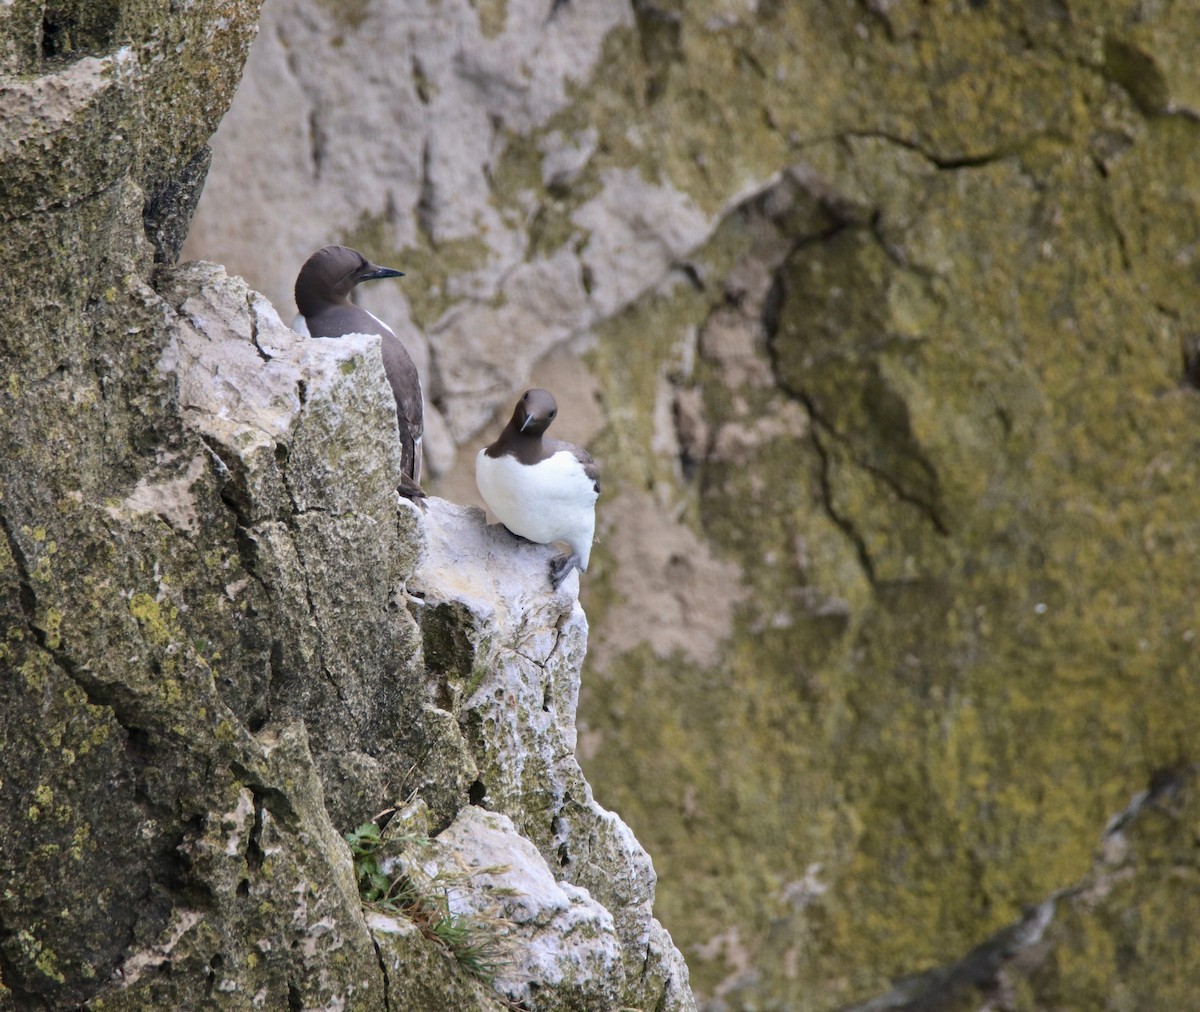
[476,389,600,589]
[294,244,425,500]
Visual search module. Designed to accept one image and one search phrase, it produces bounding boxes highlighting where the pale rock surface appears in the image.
[119,261,694,1009]
[589,487,745,670]
[187,0,629,286]
[159,262,694,1005]
[152,0,1200,1008]
[425,806,624,1010]
[185,0,737,451]
[161,260,406,518]
[407,499,697,1010]
[570,166,711,319]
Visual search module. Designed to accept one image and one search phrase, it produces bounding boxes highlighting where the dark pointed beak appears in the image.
[361,264,405,281]
[519,413,535,433]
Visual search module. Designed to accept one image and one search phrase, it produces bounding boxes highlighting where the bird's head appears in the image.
[295,245,404,316]
[515,388,558,436]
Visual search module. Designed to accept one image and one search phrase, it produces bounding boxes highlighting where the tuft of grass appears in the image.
[345,821,511,986]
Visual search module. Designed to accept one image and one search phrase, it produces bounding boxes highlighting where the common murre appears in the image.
[295,244,425,501]
[475,389,600,588]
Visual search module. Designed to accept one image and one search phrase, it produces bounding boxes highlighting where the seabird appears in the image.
[295,244,425,500]
[476,389,600,588]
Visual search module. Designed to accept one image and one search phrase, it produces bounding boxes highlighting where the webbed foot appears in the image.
[397,474,428,509]
[549,552,580,588]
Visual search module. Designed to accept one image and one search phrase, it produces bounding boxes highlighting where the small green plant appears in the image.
[344,821,510,986]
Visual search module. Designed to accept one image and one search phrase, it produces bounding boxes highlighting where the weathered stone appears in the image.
[0,236,693,1007]
[85,723,387,1012]
[408,499,696,1010]
[424,806,624,1011]
[368,912,509,1011]
[1,3,260,1006]
[171,0,1200,1008]
[2,35,694,1006]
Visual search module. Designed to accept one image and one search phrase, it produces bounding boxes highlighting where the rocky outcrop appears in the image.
[409,494,690,1010]
[187,1,1200,1008]
[0,4,692,1010]
[2,250,693,1009]
[2,2,261,1005]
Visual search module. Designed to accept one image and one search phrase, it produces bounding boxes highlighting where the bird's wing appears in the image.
[379,334,424,481]
[548,439,600,494]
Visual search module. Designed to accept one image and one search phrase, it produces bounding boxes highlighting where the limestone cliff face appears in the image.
[0,4,692,1010]
[185,0,1200,1008]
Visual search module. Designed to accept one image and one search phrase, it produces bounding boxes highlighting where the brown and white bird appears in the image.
[295,244,425,500]
[476,389,600,588]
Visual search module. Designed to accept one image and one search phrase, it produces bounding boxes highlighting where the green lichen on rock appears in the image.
[574,3,1200,1006]
[1,5,696,999]
[20,0,1197,1005]
[0,6,271,985]
[2,2,412,1007]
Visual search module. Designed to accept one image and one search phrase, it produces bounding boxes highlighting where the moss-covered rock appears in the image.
[179,0,1200,1007]
[580,21,1200,1003]
[0,3,695,1007]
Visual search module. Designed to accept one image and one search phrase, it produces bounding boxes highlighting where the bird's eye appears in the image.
[549,410,557,418]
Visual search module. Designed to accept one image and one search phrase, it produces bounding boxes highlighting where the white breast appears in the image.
[476,449,598,570]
